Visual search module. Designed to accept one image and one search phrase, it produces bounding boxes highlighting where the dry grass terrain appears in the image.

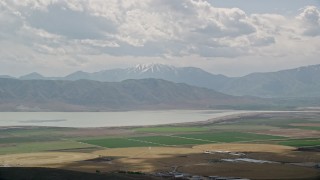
[193,143,295,153]
[0,152,98,167]
[1,144,319,179]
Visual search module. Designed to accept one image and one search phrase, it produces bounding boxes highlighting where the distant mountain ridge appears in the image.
[20,72,46,80]
[220,64,320,97]
[63,64,229,89]
[0,78,263,111]
[0,75,15,79]
[2,63,320,98]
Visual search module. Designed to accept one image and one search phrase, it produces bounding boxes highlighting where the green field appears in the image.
[130,135,212,145]
[82,138,158,148]
[81,136,209,148]
[0,127,72,137]
[212,117,320,134]
[0,141,95,155]
[232,118,317,129]
[176,132,286,143]
[292,126,320,131]
[80,132,287,148]
[0,136,59,144]
[134,126,207,133]
[208,125,277,131]
[279,139,320,147]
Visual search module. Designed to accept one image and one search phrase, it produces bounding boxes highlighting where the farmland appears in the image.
[279,138,320,147]
[80,132,286,148]
[175,132,285,142]
[134,126,207,132]
[0,111,320,179]
[0,141,96,155]
[83,138,158,148]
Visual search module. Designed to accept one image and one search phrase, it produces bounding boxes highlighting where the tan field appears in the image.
[0,152,98,167]
[1,143,318,179]
[193,143,295,153]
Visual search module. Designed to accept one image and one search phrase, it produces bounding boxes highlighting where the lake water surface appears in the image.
[0,110,246,128]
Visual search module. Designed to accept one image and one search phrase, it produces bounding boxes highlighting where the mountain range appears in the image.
[0,78,265,111]
[3,63,320,98]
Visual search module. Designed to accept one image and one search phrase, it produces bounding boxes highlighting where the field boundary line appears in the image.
[70,139,107,149]
[166,135,218,143]
[127,138,174,147]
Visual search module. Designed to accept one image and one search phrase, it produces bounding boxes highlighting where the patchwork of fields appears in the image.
[81,132,287,148]
[0,112,320,180]
[1,113,320,154]
[80,115,320,149]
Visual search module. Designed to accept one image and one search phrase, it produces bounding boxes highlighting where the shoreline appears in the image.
[0,110,319,129]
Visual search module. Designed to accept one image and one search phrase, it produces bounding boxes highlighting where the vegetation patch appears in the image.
[82,138,158,148]
[291,126,320,131]
[0,141,94,155]
[176,132,286,143]
[82,135,213,148]
[0,136,59,144]
[209,125,277,131]
[279,139,320,147]
[130,135,212,145]
[0,127,71,137]
[134,126,207,133]
[82,132,287,148]
[235,118,317,129]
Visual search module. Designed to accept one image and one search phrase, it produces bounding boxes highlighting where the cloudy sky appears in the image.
[0,0,320,77]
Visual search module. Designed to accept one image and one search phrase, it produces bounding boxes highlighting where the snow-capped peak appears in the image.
[128,63,177,73]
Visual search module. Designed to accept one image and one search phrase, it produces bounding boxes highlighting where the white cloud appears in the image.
[80,39,119,48]
[297,6,320,36]
[0,0,266,56]
[0,0,319,76]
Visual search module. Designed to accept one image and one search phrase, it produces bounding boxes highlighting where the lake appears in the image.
[0,110,247,128]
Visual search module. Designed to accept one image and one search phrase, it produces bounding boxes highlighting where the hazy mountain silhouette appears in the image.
[13,63,320,98]
[0,78,264,111]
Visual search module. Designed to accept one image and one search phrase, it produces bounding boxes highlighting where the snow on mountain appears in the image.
[126,64,177,74]
[4,63,320,97]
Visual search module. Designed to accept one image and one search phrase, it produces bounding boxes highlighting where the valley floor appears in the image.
[0,111,320,180]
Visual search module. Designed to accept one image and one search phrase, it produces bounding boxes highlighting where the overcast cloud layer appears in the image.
[0,0,319,76]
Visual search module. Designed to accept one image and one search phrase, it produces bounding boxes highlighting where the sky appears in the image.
[0,0,320,77]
